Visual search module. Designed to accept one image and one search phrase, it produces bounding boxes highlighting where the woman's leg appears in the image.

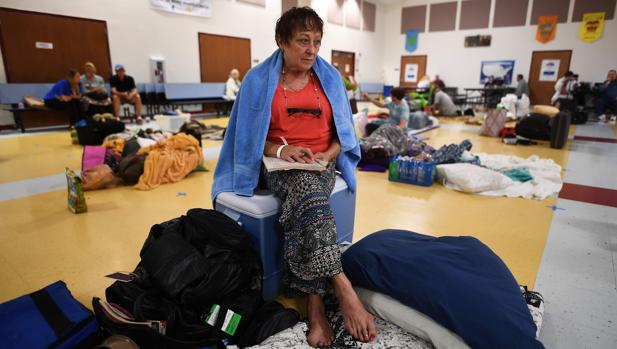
[331,272,377,343]
[265,164,376,345]
[307,294,334,347]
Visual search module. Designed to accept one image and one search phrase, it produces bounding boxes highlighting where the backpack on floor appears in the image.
[0,280,101,349]
[515,113,551,140]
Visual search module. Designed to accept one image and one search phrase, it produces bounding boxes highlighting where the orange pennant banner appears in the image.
[536,15,558,43]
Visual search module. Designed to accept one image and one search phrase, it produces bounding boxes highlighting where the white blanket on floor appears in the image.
[478,153,563,200]
[438,153,563,200]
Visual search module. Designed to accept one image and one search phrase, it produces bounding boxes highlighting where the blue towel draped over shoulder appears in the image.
[211,49,360,200]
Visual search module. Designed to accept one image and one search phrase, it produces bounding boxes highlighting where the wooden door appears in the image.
[198,33,251,82]
[0,7,112,82]
[331,50,355,78]
[400,55,427,87]
[528,50,572,105]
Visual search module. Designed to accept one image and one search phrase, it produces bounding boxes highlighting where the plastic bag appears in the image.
[65,167,87,213]
[82,164,120,191]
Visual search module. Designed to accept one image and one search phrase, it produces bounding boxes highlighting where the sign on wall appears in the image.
[479,60,515,85]
[536,16,557,43]
[150,58,165,83]
[579,12,605,43]
[464,35,491,47]
[538,59,560,82]
[150,0,213,18]
[405,31,418,53]
[404,63,419,83]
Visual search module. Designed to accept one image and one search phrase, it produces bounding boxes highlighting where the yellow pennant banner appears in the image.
[579,12,605,43]
[536,15,558,43]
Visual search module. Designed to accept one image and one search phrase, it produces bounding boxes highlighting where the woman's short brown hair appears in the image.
[275,6,323,46]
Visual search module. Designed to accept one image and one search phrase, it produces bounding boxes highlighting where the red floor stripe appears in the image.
[559,183,617,208]
[573,136,617,144]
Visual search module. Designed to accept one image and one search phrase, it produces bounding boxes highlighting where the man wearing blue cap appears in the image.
[110,64,144,123]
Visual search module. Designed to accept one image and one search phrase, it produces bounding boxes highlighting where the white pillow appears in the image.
[355,287,471,349]
[436,163,513,193]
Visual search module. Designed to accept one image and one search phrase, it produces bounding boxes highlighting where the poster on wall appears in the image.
[150,0,213,18]
[479,60,515,85]
[579,12,605,43]
[464,35,491,47]
[538,59,560,82]
[404,64,419,83]
[150,58,165,83]
[536,16,557,43]
[405,31,418,53]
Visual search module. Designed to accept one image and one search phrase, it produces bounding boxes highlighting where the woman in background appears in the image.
[44,68,84,125]
[225,68,242,100]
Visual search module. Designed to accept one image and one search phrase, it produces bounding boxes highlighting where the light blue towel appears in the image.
[211,49,360,200]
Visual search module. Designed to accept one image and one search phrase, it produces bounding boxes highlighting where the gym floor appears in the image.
[0,112,615,348]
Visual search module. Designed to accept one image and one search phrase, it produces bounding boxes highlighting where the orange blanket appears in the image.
[135,133,203,190]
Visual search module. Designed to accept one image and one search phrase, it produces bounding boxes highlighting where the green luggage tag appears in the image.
[203,304,242,336]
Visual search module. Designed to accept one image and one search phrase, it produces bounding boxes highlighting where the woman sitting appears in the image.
[212,7,376,348]
[225,68,242,100]
[43,69,84,125]
[80,62,112,116]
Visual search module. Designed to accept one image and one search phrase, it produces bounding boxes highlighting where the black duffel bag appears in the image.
[515,113,551,140]
[76,119,125,145]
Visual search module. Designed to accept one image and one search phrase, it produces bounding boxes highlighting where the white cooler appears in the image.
[215,176,356,300]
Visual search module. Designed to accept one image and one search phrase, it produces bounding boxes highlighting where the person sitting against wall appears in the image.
[211,7,376,348]
[81,62,112,116]
[431,85,460,116]
[225,68,242,101]
[515,74,530,98]
[362,88,410,135]
[595,69,617,123]
[43,68,84,125]
[110,64,144,123]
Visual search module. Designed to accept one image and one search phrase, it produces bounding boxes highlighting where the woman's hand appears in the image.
[280,145,315,163]
[314,152,333,162]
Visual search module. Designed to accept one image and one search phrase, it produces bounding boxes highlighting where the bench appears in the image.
[0,83,55,132]
[358,82,385,100]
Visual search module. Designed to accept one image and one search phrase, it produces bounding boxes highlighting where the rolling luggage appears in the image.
[550,112,571,149]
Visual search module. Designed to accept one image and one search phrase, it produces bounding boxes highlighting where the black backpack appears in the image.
[515,113,551,140]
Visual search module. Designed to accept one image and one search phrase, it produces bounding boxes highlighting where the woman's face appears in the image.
[280,30,322,72]
[70,73,81,85]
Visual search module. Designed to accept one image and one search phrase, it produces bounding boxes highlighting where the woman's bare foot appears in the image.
[307,294,334,347]
[332,273,377,343]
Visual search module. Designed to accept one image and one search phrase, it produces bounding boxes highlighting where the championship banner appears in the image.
[579,12,605,43]
[536,16,557,43]
[405,31,418,53]
[150,0,213,18]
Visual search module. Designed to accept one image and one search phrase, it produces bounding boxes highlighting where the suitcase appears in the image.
[550,112,571,149]
[0,281,101,349]
[215,176,355,300]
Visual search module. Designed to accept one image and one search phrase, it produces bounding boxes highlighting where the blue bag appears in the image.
[0,281,100,349]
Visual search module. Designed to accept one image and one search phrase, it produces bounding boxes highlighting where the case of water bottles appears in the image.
[388,155,436,186]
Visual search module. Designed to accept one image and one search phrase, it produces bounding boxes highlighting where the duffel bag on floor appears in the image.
[515,113,551,140]
[0,280,101,349]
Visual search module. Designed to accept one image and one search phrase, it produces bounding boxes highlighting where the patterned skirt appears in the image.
[264,162,342,296]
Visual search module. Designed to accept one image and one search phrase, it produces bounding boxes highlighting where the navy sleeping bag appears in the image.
[341,229,544,349]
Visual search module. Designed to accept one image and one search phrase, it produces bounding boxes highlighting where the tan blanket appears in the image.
[135,133,203,190]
